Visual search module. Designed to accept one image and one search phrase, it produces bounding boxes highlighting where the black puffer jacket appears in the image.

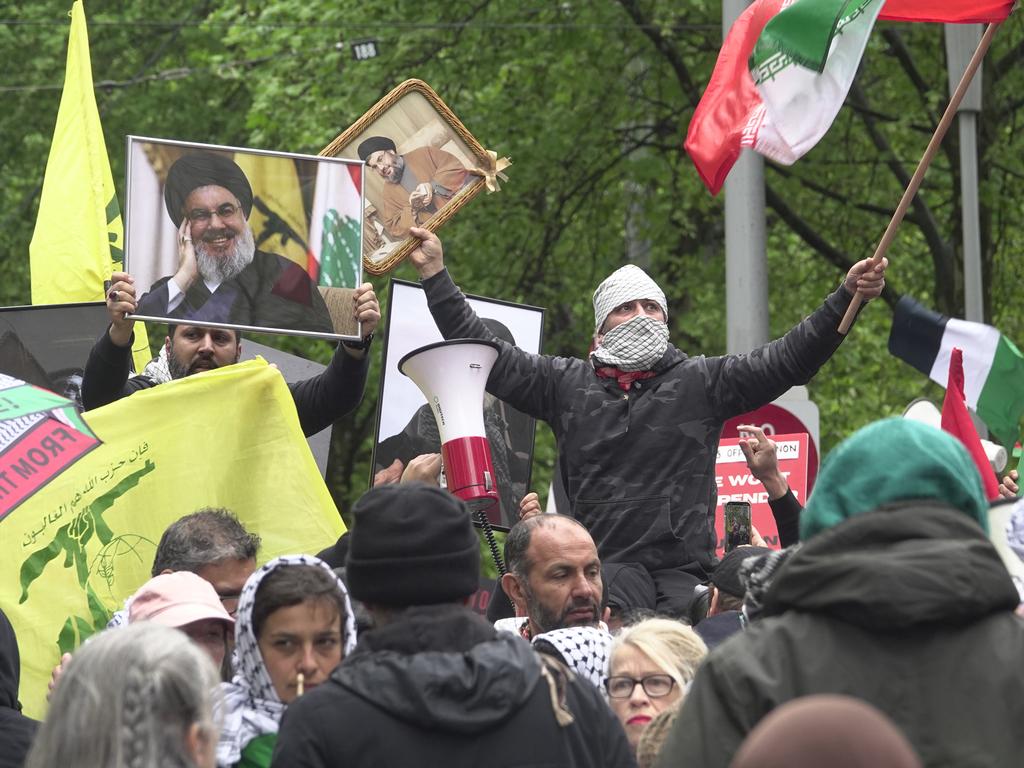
[658,503,1024,768]
[0,609,38,768]
[271,605,634,768]
[423,268,853,574]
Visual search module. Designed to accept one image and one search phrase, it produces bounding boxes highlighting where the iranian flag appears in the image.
[888,296,1024,448]
[308,162,363,288]
[686,0,1015,194]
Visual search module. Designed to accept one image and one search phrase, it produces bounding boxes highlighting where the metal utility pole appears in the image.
[945,23,984,323]
[723,0,769,353]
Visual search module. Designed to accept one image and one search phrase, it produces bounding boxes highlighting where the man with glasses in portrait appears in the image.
[136,153,333,334]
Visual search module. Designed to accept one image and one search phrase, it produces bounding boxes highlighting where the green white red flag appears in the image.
[686,0,1015,195]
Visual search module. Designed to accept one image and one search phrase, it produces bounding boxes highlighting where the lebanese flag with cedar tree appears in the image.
[686,0,1015,194]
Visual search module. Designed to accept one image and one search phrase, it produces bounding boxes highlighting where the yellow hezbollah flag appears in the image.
[28,1,150,372]
[234,153,311,271]
[1,360,344,718]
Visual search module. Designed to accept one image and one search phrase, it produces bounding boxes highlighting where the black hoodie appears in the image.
[0,609,38,768]
[271,604,635,768]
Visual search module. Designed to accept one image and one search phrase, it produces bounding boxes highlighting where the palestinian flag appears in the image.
[686,0,1015,194]
[889,296,1024,447]
[941,348,1001,501]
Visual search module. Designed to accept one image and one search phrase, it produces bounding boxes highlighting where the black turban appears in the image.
[163,153,254,227]
[356,136,397,162]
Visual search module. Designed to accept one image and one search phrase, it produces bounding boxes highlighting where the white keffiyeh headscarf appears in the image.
[215,554,356,767]
[592,264,668,335]
[532,626,614,695]
[591,265,670,371]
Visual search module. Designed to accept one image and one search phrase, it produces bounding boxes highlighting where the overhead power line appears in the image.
[0,18,720,32]
[0,43,338,93]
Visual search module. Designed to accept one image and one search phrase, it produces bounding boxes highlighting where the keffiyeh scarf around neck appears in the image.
[531,626,614,694]
[591,315,670,372]
[215,554,356,767]
[738,544,801,624]
[138,344,171,384]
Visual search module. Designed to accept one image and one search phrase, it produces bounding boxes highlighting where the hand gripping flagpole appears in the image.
[838,21,1002,335]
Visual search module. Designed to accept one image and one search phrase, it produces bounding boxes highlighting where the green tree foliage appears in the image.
[2,3,1022,519]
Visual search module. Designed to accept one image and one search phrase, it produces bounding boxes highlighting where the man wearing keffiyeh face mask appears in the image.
[590,264,671,383]
[408,228,887,618]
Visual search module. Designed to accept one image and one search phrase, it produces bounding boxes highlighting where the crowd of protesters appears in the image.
[7,228,1024,768]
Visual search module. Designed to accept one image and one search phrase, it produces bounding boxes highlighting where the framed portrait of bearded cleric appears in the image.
[320,79,510,276]
[123,136,365,341]
[371,279,543,530]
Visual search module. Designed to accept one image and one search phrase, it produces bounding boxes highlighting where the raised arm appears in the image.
[288,283,379,436]
[407,228,570,425]
[82,272,144,409]
[708,258,888,420]
[738,424,801,548]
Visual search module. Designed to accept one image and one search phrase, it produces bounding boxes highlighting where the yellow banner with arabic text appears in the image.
[0,360,343,718]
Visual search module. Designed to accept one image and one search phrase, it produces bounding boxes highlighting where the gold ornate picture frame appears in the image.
[321,79,508,275]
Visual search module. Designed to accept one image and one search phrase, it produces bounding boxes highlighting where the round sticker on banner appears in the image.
[723,399,820,492]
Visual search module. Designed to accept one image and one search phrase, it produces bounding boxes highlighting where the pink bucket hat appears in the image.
[128,571,234,629]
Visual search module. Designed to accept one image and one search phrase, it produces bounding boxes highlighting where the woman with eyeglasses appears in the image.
[605,618,707,757]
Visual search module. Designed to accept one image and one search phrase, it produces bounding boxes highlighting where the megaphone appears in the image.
[901,398,1008,474]
[398,339,501,511]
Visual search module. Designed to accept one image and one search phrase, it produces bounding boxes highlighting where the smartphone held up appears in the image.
[724,501,752,553]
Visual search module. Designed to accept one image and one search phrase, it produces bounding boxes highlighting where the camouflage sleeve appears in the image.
[705,286,854,421]
[421,268,570,426]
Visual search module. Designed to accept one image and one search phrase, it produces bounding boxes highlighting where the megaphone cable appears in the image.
[474,508,507,576]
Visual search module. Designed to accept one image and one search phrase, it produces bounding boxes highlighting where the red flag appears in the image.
[880,1,1014,23]
[941,348,1001,501]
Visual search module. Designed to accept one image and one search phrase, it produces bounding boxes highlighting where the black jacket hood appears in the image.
[332,604,541,734]
[764,503,1019,631]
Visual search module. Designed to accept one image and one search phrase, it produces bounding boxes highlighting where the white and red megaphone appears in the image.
[398,339,501,511]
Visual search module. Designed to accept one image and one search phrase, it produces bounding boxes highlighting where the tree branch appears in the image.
[765,183,898,310]
[769,164,910,221]
[879,28,957,172]
[614,0,701,106]
[847,80,954,312]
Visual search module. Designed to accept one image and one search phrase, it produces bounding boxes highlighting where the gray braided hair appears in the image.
[26,623,220,768]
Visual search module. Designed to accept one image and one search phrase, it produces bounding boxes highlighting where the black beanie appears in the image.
[711,545,772,598]
[356,135,397,162]
[346,483,480,606]
[164,153,254,227]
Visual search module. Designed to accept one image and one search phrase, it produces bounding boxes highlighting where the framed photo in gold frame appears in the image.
[321,79,508,275]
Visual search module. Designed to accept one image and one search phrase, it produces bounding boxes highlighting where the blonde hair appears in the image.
[611,618,707,691]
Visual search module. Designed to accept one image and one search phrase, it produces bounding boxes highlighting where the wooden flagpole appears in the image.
[838,21,1001,335]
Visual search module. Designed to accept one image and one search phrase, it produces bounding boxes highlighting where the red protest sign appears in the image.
[0,418,99,520]
[714,432,808,557]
